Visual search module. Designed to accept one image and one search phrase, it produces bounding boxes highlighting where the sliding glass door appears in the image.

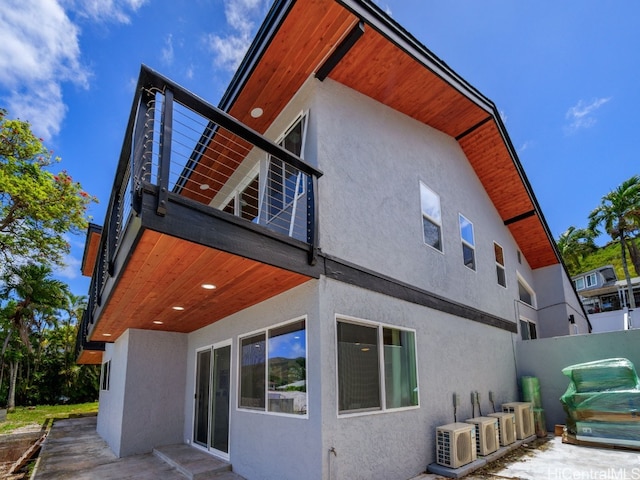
[194,342,231,457]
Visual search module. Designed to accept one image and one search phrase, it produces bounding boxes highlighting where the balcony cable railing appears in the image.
[85,65,321,327]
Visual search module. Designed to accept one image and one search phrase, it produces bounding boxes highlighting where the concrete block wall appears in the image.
[515,329,640,429]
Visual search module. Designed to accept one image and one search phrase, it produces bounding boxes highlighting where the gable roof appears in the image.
[216,0,560,270]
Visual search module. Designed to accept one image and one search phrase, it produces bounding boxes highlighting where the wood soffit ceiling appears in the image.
[89,230,311,342]
[77,350,102,365]
[224,0,558,269]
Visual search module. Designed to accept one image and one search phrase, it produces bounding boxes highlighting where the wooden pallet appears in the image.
[563,432,640,452]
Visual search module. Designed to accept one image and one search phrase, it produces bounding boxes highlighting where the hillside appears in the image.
[571,237,640,278]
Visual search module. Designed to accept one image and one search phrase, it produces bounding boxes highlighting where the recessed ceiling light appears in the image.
[361,347,370,352]
[153,320,164,325]
[172,306,185,311]
[201,284,216,290]
[102,333,112,337]
[199,183,210,190]
[250,107,263,118]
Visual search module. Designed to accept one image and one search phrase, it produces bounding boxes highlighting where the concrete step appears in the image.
[153,444,245,480]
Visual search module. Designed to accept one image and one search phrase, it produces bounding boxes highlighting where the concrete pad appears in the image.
[414,435,640,480]
[426,458,486,478]
[491,435,640,480]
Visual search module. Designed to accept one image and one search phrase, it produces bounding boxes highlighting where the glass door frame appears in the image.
[193,339,232,461]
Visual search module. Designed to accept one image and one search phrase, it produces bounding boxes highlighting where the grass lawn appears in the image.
[0,402,98,434]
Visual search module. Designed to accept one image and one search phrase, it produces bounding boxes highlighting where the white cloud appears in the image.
[518,141,533,153]
[161,34,174,66]
[0,0,146,139]
[207,0,268,71]
[565,97,611,134]
[0,0,89,138]
[64,0,147,24]
[56,253,82,280]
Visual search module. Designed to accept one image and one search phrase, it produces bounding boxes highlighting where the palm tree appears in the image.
[588,175,640,311]
[556,226,597,275]
[1,263,68,350]
[0,263,68,409]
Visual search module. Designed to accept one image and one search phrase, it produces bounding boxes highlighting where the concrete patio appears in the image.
[31,415,640,479]
[32,415,243,479]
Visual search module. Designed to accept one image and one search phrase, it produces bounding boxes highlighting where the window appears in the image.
[519,319,537,340]
[223,173,259,222]
[101,360,111,391]
[494,242,506,287]
[518,278,534,307]
[574,277,585,291]
[239,318,307,416]
[586,273,597,288]
[459,214,475,270]
[267,115,307,220]
[337,319,418,414]
[420,183,442,251]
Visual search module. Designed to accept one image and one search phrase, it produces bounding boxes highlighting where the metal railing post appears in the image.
[156,88,174,215]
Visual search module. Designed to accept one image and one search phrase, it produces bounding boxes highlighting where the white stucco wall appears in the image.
[312,78,529,325]
[589,310,626,332]
[532,264,588,337]
[318,277,518,480]
[97,339,127,456]
[185,280,323,480]
[96,329,187,457]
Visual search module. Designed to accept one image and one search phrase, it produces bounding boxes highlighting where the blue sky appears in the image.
[1,0,638,297]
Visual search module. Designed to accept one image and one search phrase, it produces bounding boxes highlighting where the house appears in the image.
[76,1,588,478]
[572,265,639,332]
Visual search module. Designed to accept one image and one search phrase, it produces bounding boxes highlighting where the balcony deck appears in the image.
[76,67,322,362]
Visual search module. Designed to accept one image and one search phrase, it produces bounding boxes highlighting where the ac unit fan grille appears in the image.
[504,418,515,444]
[485,425,496,451]
[456,432,471,464]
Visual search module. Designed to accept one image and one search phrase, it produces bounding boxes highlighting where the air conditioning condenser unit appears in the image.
[502,402,534,439]
[488,411,516,446]
[465,416,499,456]
[436,422,477,468]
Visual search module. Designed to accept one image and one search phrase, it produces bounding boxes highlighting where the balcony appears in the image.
[76,66,322,363]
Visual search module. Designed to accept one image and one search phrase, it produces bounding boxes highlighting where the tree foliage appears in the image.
[557,226,597,275]
[0,108,97,267]
[587,175,640,309]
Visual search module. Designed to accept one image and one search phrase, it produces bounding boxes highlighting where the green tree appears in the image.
[588,175,640,311]
[557,226,597,275]
[0,108,96,268]
[0,263,68,409]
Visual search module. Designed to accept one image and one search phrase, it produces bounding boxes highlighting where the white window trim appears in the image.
[266,112,309,224]
[459,213,476,271]
[334,314,420,418]
[100,360,111,391]
[236,316,309,419]
[574,277,585,291]
[516,272,537,309]
[586,273,597,288]
[419,181,444,254]
[519,316,538,340]
[494,241,507,288]
[191,339,233,461]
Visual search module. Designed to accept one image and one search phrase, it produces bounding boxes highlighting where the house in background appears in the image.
[76,0,587,478]
[572,265,640,332]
